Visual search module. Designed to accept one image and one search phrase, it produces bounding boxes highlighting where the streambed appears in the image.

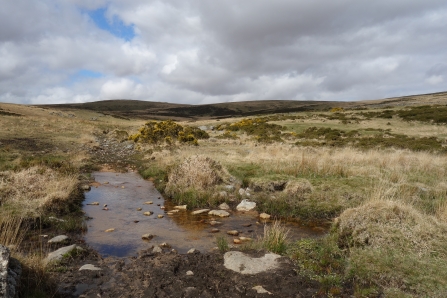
[83,171,326,257]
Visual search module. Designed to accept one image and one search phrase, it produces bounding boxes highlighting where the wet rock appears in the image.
[223,251,281,274]
[160,206,165,209]
[187,248,198,254]
[144,201,153,205]
[152,246,162,253]
[157,214,164,218]
[233,239,241,244]
[191,209,210,215]
[105,228,115,232]
[81,184,91,191]
[236,199,256,211]
[136,208,142,211]
[209,220,222,226]
[174,205,187,210]
[142,234,154,240]
[260,213,271,220]
[169,209,180,213]
[252,285,272,294]
[143,211,153,216]
[160,242,171,248]
[208,210,230,217]
[186,270,194,276]
[79,264,102,271]
[218,202,230,210]
[86,202,99,206]
[48,235,69,244]
[210,228,220,233]
[227,230,239,236]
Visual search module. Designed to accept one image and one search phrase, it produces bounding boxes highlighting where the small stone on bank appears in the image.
[105,228,115,232]
[79,264,102,271]
[218,202,230,210]
[233,239,241,244]
[236,199,256,211]
[252,285,272,294]
[144,211,153,216]
[48,235,69,244]
[153,246,162,253]
[259,213,271,220]
[227,230,239,236]
[142,234,154,240]
[187,248,198,254]
[157,214,164,218]
[137,208,142,211]
[186,270,194,276]
[210,228,220,233]
[174,205,187,210]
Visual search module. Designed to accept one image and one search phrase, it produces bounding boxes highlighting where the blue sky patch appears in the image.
[66,69,104,86]
[87,7,135,41]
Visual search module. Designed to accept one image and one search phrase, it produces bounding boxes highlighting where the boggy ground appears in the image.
[57,248,328,298]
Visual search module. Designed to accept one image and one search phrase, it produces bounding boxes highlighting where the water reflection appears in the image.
[83,171,327,257]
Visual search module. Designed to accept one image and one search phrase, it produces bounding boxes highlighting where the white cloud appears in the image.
[426,75,444,85]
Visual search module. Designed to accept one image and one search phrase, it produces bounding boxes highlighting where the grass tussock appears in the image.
[261,221,290,254]
[164,155,232,207]
[0,166,78,217]
[0,216,29,248]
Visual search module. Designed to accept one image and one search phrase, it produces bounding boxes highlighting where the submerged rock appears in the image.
[208,210,230,217]
[174,205,187,210]
[191,209,210,215]
[143,211,153,216]
[227,230,239,236]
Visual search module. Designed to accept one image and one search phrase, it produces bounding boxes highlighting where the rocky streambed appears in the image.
[82,171,327,257]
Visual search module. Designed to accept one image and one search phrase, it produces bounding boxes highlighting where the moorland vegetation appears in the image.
[1,97,447,297]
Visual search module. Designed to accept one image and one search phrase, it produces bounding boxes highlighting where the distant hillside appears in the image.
[39,91,447,120]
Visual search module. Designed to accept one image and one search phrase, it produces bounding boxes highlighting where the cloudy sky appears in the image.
[1,0,446,105]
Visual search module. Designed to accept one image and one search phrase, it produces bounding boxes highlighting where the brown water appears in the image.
[83,171,327,257]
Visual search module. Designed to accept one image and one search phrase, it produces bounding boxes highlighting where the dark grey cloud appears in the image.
[0,0,446,104]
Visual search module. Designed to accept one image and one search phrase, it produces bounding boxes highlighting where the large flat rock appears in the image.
[45,244,79,264]
[223,251,281,275]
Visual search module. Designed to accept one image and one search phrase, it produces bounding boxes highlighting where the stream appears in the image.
[83,171,327,257]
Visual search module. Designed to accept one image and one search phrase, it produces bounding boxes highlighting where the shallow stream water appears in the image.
[83,171,327,257]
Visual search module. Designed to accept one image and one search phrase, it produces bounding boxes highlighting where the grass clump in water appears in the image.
[216,236,229,253]
[261,221,289,254]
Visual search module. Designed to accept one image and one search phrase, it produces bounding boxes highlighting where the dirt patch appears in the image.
[0,138,54,152]
[56,249,326,298]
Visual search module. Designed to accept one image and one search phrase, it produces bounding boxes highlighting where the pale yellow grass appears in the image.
[0,166,78,217]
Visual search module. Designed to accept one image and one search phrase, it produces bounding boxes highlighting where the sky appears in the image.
[0,0,446,105]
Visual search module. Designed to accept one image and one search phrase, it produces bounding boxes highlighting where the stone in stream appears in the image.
[239,237,252,242]
[79,264,102,271]
[209,220,222,226]
[136,208,142,211]
[81,184,91,191]
[227,230,239,236]
[142,234,155,240]
[86,202,99,206]
[48,235,69,244]
[236,199,256,211]
[152,246,162,253]
[191,209,210,215]
[105,228,115,232]
[187,248,198,254]
[233,239,241,244]
[143,211,153,216]
[157,214,164,218]
[259,213,271,220]
[174,205,187,210]
[218,202,230,210]
[208,210,230,217]
[160,242,171,248]
[210,228,220,233]
[144,201,153,205]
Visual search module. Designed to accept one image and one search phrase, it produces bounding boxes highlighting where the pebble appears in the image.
[144,201,153,205]
[233,239,241,244]
[105,228,115,232]
[260,213,271,220]
[79,264,102,271]
[158,214,164,218]
[142,234,154,240]
[186,270,194,276]
[153,246,162,253]
[252,286,272,294]
[174,205,187,210]
[187,248,197,254]
[208,210,230,217]
[239,237,252,242]
[87,202,99,205]
[121,186,125,189]
[209,220,222,226]
[48,235,69,243]
[218,202,230,210]
[227,230,239,236]
[137,208,142,211]
[160,242,170,248]
[144,211,153,216]
[210,228,220,233]
[160,206,165,209]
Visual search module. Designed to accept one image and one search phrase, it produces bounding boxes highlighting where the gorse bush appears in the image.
[129,120,209,145]
[216,117,285,143]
